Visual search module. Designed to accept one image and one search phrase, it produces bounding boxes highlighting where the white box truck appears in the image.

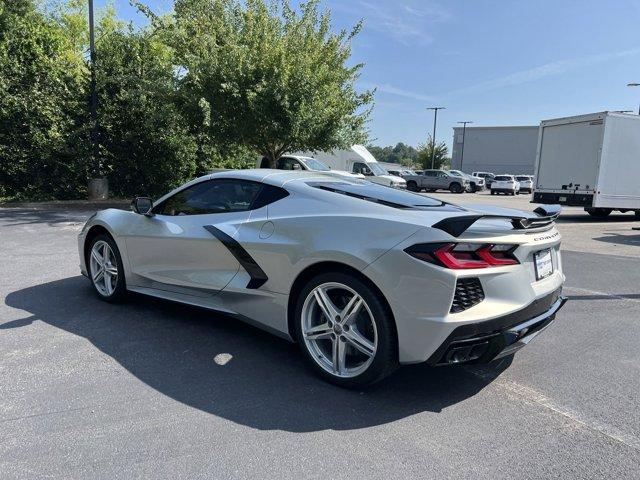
[532,112,640,218]
[296,145,406,189]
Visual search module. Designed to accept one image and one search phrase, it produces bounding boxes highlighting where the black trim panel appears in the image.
[203,225,268,289]
[533,191,593,207]
[427,287,564,365]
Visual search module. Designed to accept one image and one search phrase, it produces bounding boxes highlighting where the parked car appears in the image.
[403,169,469,193]
[516,175,534,194]
[491,175,521,195]
[449,170,485,192]
[79,170,566,387]
[472,171,496,187]
[257,155,363,180]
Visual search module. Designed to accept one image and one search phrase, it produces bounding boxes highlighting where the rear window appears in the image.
[308,181,446,208]
[494,175,513,181]
[516,176,530,181]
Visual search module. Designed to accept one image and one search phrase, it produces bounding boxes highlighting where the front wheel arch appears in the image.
[286,261,398,351]
[84,225,113,268]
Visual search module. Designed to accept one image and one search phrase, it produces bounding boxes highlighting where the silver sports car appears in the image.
[78,169,566,387]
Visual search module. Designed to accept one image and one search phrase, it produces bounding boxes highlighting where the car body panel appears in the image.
[79,170,565,364]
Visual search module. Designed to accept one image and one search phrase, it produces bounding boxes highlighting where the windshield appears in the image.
[449,170,464,177]
[369,163,388,175]
[301,158,330,171]
[494,175,513,181]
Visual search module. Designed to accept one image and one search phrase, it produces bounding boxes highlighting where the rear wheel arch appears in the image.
[286,261,398,349]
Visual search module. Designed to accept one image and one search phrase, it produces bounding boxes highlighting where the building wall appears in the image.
[451,126,539,175]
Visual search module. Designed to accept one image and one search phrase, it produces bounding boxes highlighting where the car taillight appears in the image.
[405,243,519,269]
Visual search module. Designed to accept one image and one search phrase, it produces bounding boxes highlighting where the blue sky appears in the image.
[101,0,640,150]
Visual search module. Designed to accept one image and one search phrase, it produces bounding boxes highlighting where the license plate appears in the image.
[559,196,567,202]
[534,249,553,280]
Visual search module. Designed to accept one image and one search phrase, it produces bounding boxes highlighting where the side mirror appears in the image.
[132,197,153,215]
[362,167,371,175]
[292,163,301,170]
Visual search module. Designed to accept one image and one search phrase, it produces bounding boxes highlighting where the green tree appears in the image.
[417,135,450,170]
[161,0,373,167]
[94,22,200,197]
[0,0,89,199]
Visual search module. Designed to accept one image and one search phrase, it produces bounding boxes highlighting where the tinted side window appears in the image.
[352,162,367,174]
[277,157,301,170]
[155,179,262,216]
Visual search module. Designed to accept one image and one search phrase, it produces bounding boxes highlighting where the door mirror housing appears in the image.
[362,167,372,175]
[132,197,153,215]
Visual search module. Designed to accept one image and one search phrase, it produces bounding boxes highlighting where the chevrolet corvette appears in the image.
[79,170,566,387]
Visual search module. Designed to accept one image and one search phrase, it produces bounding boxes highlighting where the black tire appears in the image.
[490,190,496,195]
[635,211,640,220]
[294,272,398,388]
[449,182,463,194]
[406,181,419,192]
[586,208,612,218]
[86,233,127,302]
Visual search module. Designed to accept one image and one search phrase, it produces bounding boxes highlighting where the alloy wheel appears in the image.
[301,282,378,378]
[89,240,119,297]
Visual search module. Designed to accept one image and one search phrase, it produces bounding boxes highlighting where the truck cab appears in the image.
[257,155,364,180]
[297,145,407,189]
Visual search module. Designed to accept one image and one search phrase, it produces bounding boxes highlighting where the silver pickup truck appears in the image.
[402,169,469,193]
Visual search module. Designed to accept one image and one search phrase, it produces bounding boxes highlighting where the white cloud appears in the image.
[330,0,450,46]
[360,81,434,102]
[445,47,640,96]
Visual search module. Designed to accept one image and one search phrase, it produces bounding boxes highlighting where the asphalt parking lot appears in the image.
[1,192,639,479]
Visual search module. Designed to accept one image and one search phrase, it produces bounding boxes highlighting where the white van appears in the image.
[256,155,364,180]
[297,145,406,188]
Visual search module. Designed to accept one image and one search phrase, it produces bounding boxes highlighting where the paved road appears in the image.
[1,200,639,479]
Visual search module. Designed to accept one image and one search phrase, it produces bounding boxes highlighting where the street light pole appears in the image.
[427,107,445,169]
[627,83,640,115]
[457,121,473,171]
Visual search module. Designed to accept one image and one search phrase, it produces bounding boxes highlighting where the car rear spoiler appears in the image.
[432,205,561,237]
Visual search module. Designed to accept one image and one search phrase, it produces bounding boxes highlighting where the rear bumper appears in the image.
[426,288,566,365]
[533,191,593,206]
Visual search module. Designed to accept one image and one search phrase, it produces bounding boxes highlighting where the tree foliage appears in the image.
[0,0,89,199]
[417,135,450,170]
[367,142,419,167]
[0,0,372,199]
[164,0,373,167]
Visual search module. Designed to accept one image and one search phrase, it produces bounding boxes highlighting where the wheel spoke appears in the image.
[344,328,375,357]
[304,323,332,340]
[104,265,118,276]
[332,337,347,375]
[340,294,363,326]
[92,269,104,283]
[314,287,339,322]
[102,244,110,264]
[104,272,113,295]
[91,248,103,266]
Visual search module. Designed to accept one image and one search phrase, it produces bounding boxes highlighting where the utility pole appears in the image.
[427,107,445,169]
[87,0,108,199]
[88,0,98,173]
[457,121,473,171]
[627,83,640,115]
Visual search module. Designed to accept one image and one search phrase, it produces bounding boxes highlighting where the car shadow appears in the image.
[556,213,638,224]
[4,276,512,432]
[592,232,640,247]
[0,208,93,227]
